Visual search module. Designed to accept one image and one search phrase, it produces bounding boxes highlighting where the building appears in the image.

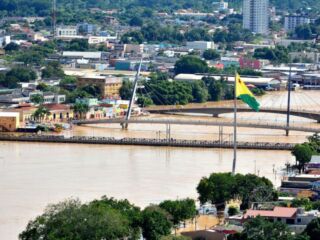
[56,26,77,37]
[244,206,320,233]
[219,0,229,11]
[186,41,215,51]
[77,75,123,98]
[62,51,104,61]
[124,44,144,55]
[239,57,263,69]
[77,23,97,35]
[45,104,73,122]
[243,0,269,34]
[0,35,10,47]
[284,15,311,32]
[0,112,20,131]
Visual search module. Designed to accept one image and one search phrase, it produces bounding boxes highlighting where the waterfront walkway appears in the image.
[0,134,296,150]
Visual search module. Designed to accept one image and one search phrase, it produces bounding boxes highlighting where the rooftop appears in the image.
[245,207,297,219]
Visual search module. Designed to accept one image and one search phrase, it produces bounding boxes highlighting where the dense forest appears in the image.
[0,0,319,17]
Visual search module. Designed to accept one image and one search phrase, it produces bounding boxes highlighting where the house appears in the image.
[243,206,320,233]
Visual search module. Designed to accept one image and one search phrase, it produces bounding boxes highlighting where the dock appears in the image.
[0,134,296,150]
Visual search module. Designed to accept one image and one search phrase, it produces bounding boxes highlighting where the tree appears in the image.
[203,49,221,61]
[42,61,65,79]
[30,94,44,105]
[19,198,136,240]
[228,206,239,216]
[67,39,89,51]
[304,218,320,240]
[141,205,172,240]
[191,81,208,103]
[197,172,236,210]
[174,56,208,75]
[239,216,297,240]
[197,173,275,211]
[137,96,153,107]
[73,102,89,119]
[6,67,37,82]
[32,105,50,122]
[130,16,143,26]
[159,198,197,228]
[120,80,133,100]
[4,42,19,51]
[292,143,315,172]
[295,24,313,40]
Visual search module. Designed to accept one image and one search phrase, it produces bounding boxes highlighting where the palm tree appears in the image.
[32,105,51,122]
[73,102,89,119]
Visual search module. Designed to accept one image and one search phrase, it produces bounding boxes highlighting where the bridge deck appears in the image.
[0,134,296,150]
[73,118,320,133]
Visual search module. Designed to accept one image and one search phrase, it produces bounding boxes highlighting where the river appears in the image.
[0,90,319,239]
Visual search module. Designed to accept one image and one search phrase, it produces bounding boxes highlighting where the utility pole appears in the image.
[286,64,292,136]
[123,58,143,129]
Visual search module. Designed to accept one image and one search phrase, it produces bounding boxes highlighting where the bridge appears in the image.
[72,118,320,133]
[146,106,320,122]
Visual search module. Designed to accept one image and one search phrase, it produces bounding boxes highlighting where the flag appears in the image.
[235,73,260,112]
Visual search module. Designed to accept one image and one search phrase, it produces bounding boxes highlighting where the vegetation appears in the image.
[159,199,197,228]
[141,205,173,240]
[41,61,65,79]
[73,102,89,119]
[229,216,310,240]
[303,218,320,240]
[32,105,50,122]
[30,94,44,105]
[0,67,37,88]
[174,56,208,75]
[292,134,320,172]
[197,173,276,210]
[253,46,290,64]
[19,198,139,240]
[203,49,221,61]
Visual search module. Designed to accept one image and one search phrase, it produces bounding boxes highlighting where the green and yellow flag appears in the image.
[235,73,260,112]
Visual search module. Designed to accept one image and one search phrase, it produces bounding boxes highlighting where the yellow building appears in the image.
[45,104,74,122]
[77,75,123,99]
[0,112,20,131]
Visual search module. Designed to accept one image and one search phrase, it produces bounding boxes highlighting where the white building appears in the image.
[186,41,215,51]
[219,0,229,10]
[56,26,77,37]
[0,36,11,47]
[243,0,269,34]
[284,15,311,32]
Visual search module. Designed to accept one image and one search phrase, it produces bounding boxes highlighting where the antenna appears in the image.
[52,0,56,38]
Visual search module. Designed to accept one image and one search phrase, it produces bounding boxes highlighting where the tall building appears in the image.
[243,0,269,34]
[284,15,311,32]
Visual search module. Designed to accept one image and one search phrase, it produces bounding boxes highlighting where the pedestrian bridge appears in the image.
[72,118,320,133]
[146,106,320,122]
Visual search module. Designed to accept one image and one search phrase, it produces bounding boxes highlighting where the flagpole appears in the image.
[232,72,237,175]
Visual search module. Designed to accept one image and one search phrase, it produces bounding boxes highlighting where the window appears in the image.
[297,218,301,223]
[286,219,295,225]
